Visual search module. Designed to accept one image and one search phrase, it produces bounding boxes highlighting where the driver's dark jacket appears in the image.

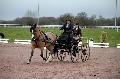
[60,23,73,33]
[60,23,73,43]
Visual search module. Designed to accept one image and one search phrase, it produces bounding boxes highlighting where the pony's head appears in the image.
[30,24,41,40]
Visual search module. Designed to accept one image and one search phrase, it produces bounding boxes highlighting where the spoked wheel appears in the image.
[81,44,90,62]
[57,50,66,61]
[70,45,79,63]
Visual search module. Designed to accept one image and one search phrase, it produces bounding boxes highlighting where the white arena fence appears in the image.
[14,39,31,44]
[89,40,109,48]
[0,24,120,29]
[92,43,109,48]
[0,39,9,43]
[0,38,119,48]
[117,44,120,48]
[78,40,109,48]
[13,39,47,49]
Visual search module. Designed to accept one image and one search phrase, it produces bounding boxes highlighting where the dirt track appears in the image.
[0,43,120,79]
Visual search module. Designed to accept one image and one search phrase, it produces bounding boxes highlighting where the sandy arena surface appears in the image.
[0,43,120,79]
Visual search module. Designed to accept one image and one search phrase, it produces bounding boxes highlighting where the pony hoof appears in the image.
[27,61,30,64]
[27,62,30,64]
[46,61,49,63]
[43,58,47,61]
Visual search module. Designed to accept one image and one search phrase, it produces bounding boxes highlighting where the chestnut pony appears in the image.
[27,26,57,64]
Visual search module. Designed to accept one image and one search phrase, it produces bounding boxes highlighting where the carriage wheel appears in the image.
[70,45,79,63]
[57,50,66,61]
[81,44,90,62]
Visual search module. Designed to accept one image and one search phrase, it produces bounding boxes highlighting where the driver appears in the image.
[60,19,73,43]
[73,23,82,37]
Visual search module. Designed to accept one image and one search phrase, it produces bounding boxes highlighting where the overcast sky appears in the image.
[0,0,120,20]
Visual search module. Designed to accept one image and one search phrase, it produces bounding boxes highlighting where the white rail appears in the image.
[117,44,120,48]
[93,43,109,48]
[0,39,9,43]
[78,41,109,48]
[14,39,31,44]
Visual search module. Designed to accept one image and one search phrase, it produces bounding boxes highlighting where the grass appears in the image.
[0,27,120,47]
[82,28,120,47]
[0,27,31,42]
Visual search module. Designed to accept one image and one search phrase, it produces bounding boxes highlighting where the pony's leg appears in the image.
[45,45,55,63]
[40,49,46,61]
[46,53,53,63]
[27,49,34,64]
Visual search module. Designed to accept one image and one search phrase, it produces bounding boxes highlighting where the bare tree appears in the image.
[25,10,37,18]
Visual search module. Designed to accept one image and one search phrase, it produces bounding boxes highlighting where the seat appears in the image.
[57,33,69,45]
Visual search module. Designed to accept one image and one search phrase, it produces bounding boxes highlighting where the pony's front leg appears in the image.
[40,49,46,61]
[27,49,34,64]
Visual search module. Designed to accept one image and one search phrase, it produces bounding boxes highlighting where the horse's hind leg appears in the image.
[40,49,46,61]
[46,50,54,63]
[27,49,34,64]
[46,53,53,63]
[45,45,55,63]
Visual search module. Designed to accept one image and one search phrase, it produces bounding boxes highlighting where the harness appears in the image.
[41,31,53,44]
[32,31,53,47]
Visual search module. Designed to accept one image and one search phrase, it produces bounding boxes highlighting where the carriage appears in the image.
[27,25,90,64]
[54,32,91,62]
